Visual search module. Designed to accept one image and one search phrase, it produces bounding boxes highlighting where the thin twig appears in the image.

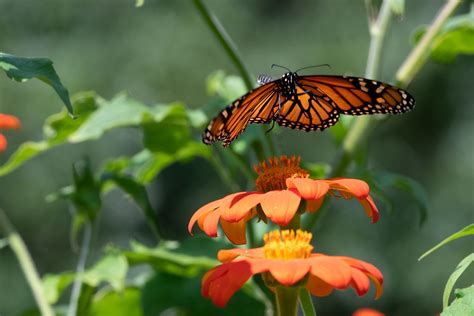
[0,208,55,316]
[67,221,92,316]
[395,0,463,86]
[192,0,254,90]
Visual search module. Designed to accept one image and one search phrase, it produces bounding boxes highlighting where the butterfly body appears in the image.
[203,71,415,147]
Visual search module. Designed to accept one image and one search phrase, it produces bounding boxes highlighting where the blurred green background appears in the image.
[0,0,472,315]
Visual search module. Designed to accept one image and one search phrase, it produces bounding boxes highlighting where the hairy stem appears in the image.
[0,208,55,316]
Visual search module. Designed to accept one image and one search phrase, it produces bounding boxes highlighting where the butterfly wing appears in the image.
[202,81,283,146]
[274,84,340,131]
[298,75,415,115]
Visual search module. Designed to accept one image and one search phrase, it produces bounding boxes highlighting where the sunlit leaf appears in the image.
[372,171,428,225]
[123,238,219,277]
[42,273,75,304]
[0,52,73,113]
[135,0,144,7]
[90,287,142,316]
[413,10,474,63]
[419,224,474,260]
[206,70,246,101]
[141,272,266,316]
[0,92,97,176]
[442,285,474,316]
[303,162,331,179]
[442,254,474,309]
[83,251,128,292]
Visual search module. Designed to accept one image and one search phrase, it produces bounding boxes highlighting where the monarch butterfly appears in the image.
[203,65,415,147]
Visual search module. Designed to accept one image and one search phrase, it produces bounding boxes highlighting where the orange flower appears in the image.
[0,114,21,152]
[189,156,379,244]
[202,229,383,307]
[353,307,385,316]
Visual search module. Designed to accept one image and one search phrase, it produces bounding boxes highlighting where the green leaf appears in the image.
[442,285,474,316]
[123,238,219,277]
[0,52,73,113]
[135,0,144,7]
[141,272,266,316]
[372,171,428,225]
[206,70,246,101]
[42,273,75,304]
[77,284,96,316]
[83,251,128,292]
[103,173,161,238]
[442,254,474,309]
[419,224,474,260]
[413,10,474,63]
[303,162,330,179]
[0,92,98,176]
[90,287,142,316]
[71,158,102,223]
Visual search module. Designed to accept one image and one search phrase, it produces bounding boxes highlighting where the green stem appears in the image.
[209,150,241,192]
[299,288,317,316]
[275,285,299,316]
[193,0,277,157]
[395,0,463,86]
[192,0,253,90]
[331,0,461,179]
[0,208,55,316]
[365,0,393,79]
[67,221,92,316]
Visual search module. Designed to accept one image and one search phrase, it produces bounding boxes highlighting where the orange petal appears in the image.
[286,178,330,200]
[218,248,264,262]
[339,257,384,283]
[328,178,369,199]
[368,274,384,299]
[353,308,385,316]
[268,260,311,286]
[306,197,324,213]
[202,261,254,307]
[223,192,263,222]
[202,210,221,237]
[358,196,379,223]
[308,256,352,289]
[349,268,371,296]
[0,114,21,130]
[0,134,6,152]
[259,190,301,226]
[188,198,224,234]
[221,218,247,245]
[306,274,334,297]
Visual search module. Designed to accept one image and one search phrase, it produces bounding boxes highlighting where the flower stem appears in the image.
[299,288,317,316]
[67,221,92,316]
[275,285,300,316]
[331,0,461,178]
[0,208,55,316]
[192,0,253,90]
[395,0,463,86]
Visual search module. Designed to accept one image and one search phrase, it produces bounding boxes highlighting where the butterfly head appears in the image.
[280,72,298,98]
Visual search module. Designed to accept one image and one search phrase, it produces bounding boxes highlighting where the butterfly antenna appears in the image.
[295,64,331,73]
[271,64,292,72]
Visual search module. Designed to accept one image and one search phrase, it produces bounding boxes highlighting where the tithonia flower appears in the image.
[0,114,21,152]
[353,307,385,316]
[202,229,383,307]
[189,156,379,244]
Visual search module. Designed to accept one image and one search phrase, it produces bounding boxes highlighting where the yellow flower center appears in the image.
[254,156,309,192]
[263,229,313,260]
